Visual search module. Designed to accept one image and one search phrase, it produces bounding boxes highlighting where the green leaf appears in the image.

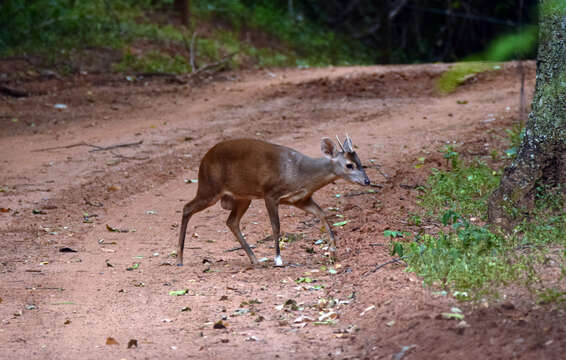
[441,312,465,320]
[169,289,188,296]
[333,220,348,227]
[391,242,404,257]
[384,230,404,238]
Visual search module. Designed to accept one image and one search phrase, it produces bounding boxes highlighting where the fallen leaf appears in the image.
[127,339,138,348]
[318,311,338,322]
[126,263,140,271]
[106,337,119,345]
[106,224,128,233]
[314,320,336,326]
[59,247,77,253]
[294,315,314,323]
[386,320,396,327]
[169,289,188,296]
[441,312,465,320]
[181,306,191,312]
[213,320,227,329]
[0,208,10,213]
[332,220,349,227]
[233,308,250,316]
[393,344,417,360]
[64,319,71,325]
[106,185,120,192]
[360,305,375,316]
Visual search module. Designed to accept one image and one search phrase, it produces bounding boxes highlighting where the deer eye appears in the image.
[346,163,354,169]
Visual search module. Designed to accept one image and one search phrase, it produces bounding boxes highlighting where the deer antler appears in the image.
[336,135,346,152]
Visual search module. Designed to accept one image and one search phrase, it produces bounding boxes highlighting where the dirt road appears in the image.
[1,62,564,359]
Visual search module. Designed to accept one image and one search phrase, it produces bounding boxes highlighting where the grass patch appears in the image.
[395,143,566,301]
[419,150,500,219]
[1,0,372,73]
[114,49,189,74]
[437,61,502,94]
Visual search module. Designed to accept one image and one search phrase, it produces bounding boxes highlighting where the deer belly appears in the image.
[281,189,309,204]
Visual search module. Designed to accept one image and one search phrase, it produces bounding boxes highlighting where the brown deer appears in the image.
[177,136,370,267]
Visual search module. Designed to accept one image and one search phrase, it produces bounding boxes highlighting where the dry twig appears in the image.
[362,258,404,277]
[32,140,143,153]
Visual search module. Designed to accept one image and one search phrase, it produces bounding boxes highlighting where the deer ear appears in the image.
[321,137,337,158]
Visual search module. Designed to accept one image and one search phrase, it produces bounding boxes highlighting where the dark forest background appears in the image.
[1,0,537,67]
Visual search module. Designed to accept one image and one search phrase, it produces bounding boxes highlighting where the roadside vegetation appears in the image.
[391,127,566,304]
[0,0,371,74]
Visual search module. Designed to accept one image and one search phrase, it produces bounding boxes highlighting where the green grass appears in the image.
[395,143,566,302]
[113,49,190,74]
[1,0,372,73]
[419,147,500,219]
[437,61,502,94]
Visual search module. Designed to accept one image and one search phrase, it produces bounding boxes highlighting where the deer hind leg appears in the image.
[177,194,219,266]
[264,197,283,266]
[225,199,258,265]
[294,197,337,262]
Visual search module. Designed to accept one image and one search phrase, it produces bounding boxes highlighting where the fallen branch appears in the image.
[344,189,380,197]
[365,162,389,179]
[33,140,143,153]
[110,151,149,161]
[32,142,93,152]
[136,51,238,84]
[189,52,238,76]
[181,30,198,73]
[362,258,405,277]
[89,140,143,152]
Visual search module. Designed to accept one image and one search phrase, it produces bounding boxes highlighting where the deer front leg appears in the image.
[295,197,337,262]
[264,197,283,267]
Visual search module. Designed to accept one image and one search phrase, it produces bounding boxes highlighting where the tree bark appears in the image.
[488,0,566,228]
[174,0,190,27]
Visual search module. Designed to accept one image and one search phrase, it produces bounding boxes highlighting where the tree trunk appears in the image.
[174,0,190,27]
[488,0,566,228]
